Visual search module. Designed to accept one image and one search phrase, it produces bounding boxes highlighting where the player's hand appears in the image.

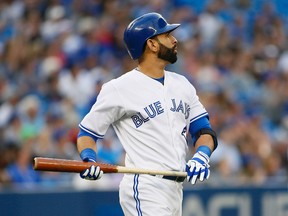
[186,151,210,185]
[80,159,103,180]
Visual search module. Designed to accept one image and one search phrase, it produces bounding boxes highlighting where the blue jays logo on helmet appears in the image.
[124,12,180,60]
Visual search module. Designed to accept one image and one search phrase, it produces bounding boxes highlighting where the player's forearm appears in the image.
[77,136,98,154]
[194,134,215,154]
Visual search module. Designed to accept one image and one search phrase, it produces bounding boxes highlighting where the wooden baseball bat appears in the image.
[33,157,187,177]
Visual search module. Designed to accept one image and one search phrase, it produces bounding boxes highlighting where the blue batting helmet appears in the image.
[124,12,180,60]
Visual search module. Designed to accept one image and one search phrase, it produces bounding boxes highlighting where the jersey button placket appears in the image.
[163,82,180,164]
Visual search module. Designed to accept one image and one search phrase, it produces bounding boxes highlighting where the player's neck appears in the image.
[137,62,165,79]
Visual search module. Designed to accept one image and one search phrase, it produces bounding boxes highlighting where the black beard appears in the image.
[157,42,177,64]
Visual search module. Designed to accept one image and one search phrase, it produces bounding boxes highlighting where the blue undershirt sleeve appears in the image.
[77,127,99,143]
[189,116,212,145]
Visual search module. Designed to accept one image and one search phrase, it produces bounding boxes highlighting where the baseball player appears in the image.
[77,12,218,216]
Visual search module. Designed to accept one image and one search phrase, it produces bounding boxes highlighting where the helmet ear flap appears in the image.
[123,12,180,60]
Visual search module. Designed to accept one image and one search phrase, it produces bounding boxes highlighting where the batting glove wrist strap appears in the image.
[196,145,211,157]
[80,148,97,162]
[186,151,210,185]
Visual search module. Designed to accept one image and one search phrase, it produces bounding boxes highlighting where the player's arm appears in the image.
[186,115,218,185]
[77,136,97,160]
[77,128,103,180]
[76,82,124,180]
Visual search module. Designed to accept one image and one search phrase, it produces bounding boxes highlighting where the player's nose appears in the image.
[171,35,178,44]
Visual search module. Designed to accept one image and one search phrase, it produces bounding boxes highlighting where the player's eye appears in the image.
[166,31,175,39]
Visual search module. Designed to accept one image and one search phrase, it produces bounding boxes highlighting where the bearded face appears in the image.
[157,41,177,64]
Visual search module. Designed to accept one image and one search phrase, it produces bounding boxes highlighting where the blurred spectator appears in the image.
[3,113,22,146]
[41,5,72,42]
[0,88,20,128]
[5,143,41,188]
[58,61,95,117]
[197,2,224,50]
[17,94,44,141]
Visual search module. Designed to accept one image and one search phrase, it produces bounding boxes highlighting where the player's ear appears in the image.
[146,38,159,53]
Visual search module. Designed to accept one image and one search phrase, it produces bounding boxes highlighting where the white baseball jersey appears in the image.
[80,68,207,172]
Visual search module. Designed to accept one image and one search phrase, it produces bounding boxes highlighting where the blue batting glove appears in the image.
[186,151,210,185]
[80,158,103,180]
[80,148,103,181]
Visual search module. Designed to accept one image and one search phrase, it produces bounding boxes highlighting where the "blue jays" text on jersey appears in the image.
[131,99,190,128]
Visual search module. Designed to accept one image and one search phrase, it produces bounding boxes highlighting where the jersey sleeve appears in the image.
[79,81,125,138]
[187,81,208,124]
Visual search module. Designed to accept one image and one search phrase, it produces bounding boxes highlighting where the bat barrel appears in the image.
[33,157,88,173]
[33,157,119,173]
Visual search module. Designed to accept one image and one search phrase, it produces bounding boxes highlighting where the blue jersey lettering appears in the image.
[170,99,190,119]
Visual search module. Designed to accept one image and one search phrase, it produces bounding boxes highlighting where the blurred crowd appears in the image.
[0,0,287,190]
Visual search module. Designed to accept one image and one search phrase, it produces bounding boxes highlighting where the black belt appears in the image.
[163,175,186,182]
[151,175,186,182]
